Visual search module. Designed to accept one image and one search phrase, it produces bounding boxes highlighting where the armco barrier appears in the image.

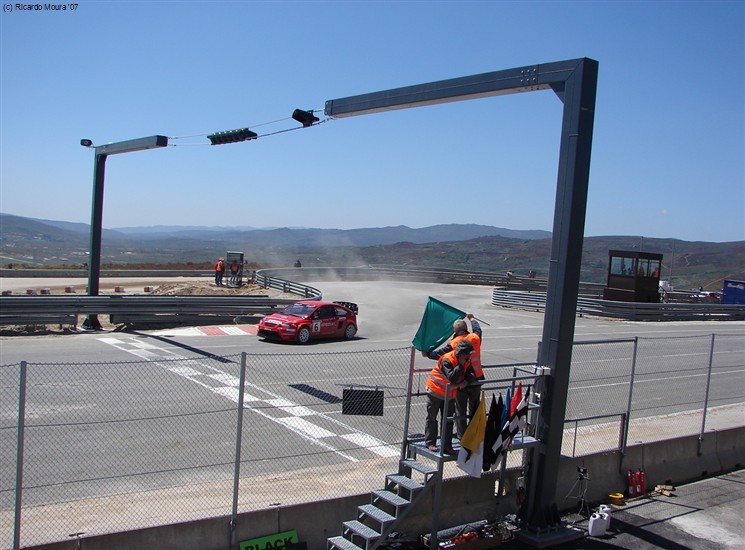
[0,269,213,278]
[3,267,737,325]
[492,288,745,321]
[0,295,301,326]
[0,280,321,326]
[0,266,512,327]
[0,266,600,294]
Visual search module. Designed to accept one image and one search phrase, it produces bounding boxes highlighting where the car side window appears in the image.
[315,306,335,319]
[335,306,347,317]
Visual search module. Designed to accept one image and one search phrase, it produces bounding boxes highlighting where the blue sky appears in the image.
[1,1,743,243]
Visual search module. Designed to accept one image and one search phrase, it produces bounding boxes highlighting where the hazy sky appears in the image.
[1,1,743,242]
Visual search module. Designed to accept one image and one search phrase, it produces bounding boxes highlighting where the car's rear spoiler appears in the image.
[333,301,359,315]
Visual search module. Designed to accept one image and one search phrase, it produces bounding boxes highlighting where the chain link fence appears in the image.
[1,348,414,548]
[562,333,745,457]
[2,334,744,548]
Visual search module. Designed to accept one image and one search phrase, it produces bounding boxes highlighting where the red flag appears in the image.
[509,382,522,416]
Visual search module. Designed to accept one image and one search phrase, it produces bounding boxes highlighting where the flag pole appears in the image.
[473,316,491,326]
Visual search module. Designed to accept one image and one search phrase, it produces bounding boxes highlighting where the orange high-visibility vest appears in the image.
[426,350,468,398]
[450,332,483,378]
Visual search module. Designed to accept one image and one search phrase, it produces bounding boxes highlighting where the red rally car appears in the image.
[257,300,358,344]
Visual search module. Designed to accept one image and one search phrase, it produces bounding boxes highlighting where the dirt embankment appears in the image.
[149,280,292,297]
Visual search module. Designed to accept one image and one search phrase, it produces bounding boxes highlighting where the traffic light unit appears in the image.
[292,109,319,128]
[207,128,258,145]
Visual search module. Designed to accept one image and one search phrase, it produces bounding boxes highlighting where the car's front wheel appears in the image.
[297,326,311,344]
[344,324,357,339]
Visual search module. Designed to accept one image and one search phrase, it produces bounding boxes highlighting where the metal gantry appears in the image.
[325,58,599,539]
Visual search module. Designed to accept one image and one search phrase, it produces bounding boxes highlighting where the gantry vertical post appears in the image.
[80,135,168,330]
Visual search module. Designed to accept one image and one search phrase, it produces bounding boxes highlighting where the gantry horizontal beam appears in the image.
[95,135,168,156]
[324,58,587,118]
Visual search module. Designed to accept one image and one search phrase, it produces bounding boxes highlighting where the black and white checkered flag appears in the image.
[490,386,530,461]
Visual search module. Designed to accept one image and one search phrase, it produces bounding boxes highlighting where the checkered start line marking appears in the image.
[97,336,399,462]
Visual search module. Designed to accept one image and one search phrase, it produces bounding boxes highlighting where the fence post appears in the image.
[620,337,638,467]
[572,420,579,458]
[229,352,248,550]
[400,347,416,462]
[698,334,716,455]
[618,412,627,457]
[13,361,27,550]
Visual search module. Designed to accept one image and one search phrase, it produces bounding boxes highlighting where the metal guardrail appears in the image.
[0,268,213,278]
[0,274,322,327]
[257,266,506,286]
[0,295,299,326]
[0,265,501,327]
[492,288,745,321]
[0,265,507,327]
[254,271,322,300]
[0,267,716,303]
[2,266,741,326]
[0,314,79,326]
[255,266,610,296]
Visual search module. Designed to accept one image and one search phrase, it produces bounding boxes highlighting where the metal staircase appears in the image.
[327,443,448,550]
[327,348,547,550]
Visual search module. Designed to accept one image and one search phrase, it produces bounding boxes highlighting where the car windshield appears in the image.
[280,303,316,317]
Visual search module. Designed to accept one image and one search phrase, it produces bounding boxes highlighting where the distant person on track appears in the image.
[422,313,484,437]
[214,258,225,286]
[424,339,477,454]
[229,259,240,285]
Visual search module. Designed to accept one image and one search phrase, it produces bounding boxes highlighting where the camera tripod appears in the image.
[564,468,591,518]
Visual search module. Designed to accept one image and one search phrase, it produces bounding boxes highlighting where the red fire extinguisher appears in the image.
[636,468,647,495]
[627,469,636,497]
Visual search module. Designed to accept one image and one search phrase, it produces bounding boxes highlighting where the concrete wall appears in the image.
[25,426,744,550]
[553,426,745,507]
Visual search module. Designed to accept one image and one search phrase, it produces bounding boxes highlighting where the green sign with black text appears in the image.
[239,529,299,550]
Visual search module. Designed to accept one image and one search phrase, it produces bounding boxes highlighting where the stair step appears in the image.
[358,503,396,526]
[343,519,381,543]
[401,458,437,477]
[327,536,364,550]
[386,474,424,494]
[371,489,410,513]
[411,440,460,461]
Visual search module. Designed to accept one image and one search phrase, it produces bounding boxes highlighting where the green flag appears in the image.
[411,296,466,352]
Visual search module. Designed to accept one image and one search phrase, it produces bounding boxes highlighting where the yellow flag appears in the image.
[456,392,487,478]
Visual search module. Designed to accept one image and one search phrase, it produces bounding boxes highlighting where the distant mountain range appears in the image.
[1,213,743,290]
[25,215,552,245]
